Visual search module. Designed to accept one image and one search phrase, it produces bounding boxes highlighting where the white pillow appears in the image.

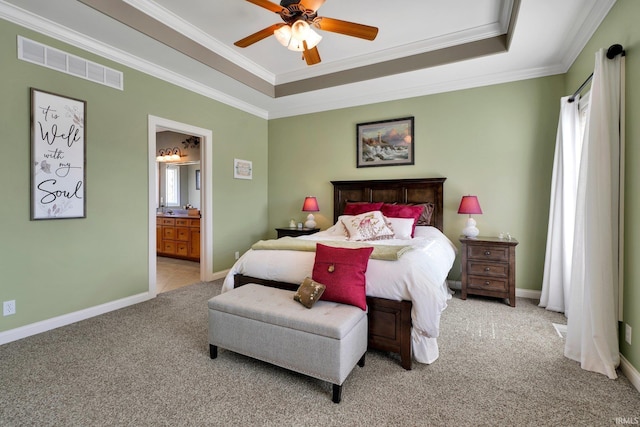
[386,217,415,240]
[323,215,353,236]
[341,211,394,241]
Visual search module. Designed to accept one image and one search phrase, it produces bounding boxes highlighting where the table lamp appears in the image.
[302,196,319,229]
[458,195,482,238]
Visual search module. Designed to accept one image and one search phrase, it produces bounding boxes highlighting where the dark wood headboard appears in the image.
[331,178,446,231]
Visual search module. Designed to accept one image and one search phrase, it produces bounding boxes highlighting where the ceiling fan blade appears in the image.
[302,42,321,65]
[234,23,285,47]
[300,0,325,12]
[314,17,378,40]
[244,0,284,13]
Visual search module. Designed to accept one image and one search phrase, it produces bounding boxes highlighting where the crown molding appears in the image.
[0,0,609,120]
[267,63,565,119]
[122,0,276,84]
[559,0,617,71]
[0,0,268,118]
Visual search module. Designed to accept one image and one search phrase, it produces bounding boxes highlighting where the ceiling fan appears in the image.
[234,0,379,66]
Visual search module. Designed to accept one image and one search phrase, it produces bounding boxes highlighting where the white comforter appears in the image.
[222,226,456,364]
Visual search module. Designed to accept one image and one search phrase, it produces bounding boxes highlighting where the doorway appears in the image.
[148,115,214,296]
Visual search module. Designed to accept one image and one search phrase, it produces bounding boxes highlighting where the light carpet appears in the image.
[1,280,638,426]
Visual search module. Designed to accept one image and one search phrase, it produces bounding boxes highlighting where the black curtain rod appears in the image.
[568,44,625,103]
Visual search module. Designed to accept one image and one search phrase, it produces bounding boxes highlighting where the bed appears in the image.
[222,178,456,369]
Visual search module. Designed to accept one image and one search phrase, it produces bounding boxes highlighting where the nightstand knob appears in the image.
[485,281,491,286]
[484,267,491,272]
[484,251,491,256]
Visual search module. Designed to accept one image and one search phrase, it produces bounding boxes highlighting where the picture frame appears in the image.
[195,169,201,190]
[234,158,252,180]
[356,116,414,168]
[30,88,87,219]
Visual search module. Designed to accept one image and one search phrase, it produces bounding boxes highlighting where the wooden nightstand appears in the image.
[276,227,320,238]
[460,236,518,307]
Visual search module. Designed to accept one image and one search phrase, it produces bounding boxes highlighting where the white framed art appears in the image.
[234,158,252,180]
[30,88,86,219]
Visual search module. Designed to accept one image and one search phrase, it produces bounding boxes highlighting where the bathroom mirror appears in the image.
[158,161,200,209]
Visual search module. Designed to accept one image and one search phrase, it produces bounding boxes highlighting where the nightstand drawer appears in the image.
[467,245,509,262]
[468,276,508,292]
[468,261,508,278]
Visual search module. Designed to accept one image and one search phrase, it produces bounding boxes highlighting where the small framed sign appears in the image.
[30,88,86,219]
[234,158,252,180]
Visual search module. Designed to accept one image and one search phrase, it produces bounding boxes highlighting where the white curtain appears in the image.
[564,48,624,379]
[539,96,583,314]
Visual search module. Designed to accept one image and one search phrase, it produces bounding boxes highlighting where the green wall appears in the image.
[0,20,268,332]
[565,0,640,374]
[1,0,638,376]
[268,0,639,376]
[268,76,563,290]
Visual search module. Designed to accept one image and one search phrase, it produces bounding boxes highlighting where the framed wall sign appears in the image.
[30,88,86,219]
[356,116,414,168]
[234,158,252,180]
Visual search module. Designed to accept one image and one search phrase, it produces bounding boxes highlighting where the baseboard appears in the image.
[447,280,461,290]
[0,270,231,347]
[620,354,640,392]
[0,292,152,346]
[516,288,542,300]
[211,269,229,281]
[447,280,541,301]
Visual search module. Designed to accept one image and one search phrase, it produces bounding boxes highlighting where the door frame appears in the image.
[148,115,214,296]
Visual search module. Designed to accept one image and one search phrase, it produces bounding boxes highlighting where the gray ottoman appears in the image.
[208,283,367,403]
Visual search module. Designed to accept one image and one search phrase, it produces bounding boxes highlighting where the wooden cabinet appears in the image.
[460,236,518,307]
[157,215,200,261]
[276,227,320,238]
[189,219,200,259]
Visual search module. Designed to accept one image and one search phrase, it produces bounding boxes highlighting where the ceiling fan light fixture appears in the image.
[235,0,378,66]
[274,25,292,47]
[287,27,322,51]
[291,20,310,39]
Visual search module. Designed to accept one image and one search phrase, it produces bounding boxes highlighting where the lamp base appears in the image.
[462,217,479,238]
[304,213,316,229]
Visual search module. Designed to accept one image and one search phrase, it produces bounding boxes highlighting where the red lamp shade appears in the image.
[302,196,320,212]
[457,196,482,215]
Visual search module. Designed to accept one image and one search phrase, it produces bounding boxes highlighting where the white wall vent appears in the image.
[18,36,123,90]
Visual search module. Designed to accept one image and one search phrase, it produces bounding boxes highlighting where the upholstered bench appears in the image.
[208,283,367,403]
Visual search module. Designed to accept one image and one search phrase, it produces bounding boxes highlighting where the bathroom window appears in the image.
[166,164,180,206]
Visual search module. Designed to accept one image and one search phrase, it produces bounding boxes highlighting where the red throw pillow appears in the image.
[380,204,425,237]
[343,202,384,215]
[312,243,374,310]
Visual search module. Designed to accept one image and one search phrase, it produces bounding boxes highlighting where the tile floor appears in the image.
[156,256,201,293]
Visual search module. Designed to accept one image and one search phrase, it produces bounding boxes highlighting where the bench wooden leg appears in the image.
[332,384,342,404]
[358,353,365,367]
[209,344,217,359]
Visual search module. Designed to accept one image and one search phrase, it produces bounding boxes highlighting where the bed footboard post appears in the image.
[366,297,413,370]
[399,303,412,370]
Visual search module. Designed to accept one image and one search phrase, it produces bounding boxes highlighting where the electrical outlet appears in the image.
[234,251,239,260]
[625,324,632,345]
[3,300,16,316]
